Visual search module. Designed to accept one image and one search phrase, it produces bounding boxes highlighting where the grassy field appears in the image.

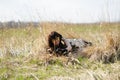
[0,22,120,80]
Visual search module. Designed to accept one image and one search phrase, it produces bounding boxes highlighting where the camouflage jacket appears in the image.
[62,38,92,53]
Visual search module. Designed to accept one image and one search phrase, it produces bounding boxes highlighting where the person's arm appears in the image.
[62,38,72,52]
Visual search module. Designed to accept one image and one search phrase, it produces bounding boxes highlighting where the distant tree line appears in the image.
[0,21,40,28]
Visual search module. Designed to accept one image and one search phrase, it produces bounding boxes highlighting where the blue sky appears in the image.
[0,0,120,23]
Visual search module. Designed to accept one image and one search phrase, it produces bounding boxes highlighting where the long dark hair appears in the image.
[48,31,63,51]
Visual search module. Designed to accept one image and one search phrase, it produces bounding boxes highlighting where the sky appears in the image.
[0,0,120,23]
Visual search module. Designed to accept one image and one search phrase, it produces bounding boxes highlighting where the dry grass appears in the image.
[0,22,120,80]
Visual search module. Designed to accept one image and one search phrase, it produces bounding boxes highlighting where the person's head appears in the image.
[48,31,62,49]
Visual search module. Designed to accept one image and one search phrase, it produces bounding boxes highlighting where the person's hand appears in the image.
[46,48,53,53]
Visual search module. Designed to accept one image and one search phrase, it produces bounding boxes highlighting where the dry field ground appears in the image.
[0,22,120,80]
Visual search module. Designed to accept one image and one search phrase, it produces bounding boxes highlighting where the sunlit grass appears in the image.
[0,22,120,80]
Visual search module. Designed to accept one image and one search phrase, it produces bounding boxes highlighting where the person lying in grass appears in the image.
[47,31,92,56]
